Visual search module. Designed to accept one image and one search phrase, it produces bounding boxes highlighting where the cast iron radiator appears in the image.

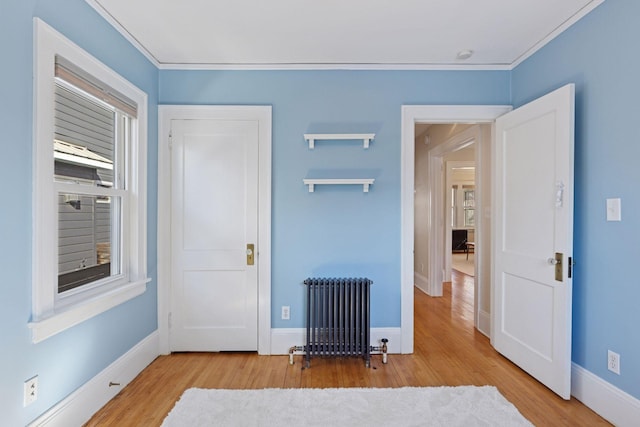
[302,277,372,367]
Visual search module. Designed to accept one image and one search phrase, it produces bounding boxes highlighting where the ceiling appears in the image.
[88,0,604,70]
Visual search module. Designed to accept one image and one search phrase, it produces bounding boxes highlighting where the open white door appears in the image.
[492,84,575,399]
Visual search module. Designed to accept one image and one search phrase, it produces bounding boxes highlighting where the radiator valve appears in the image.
[381,338,389,364]
[288,346,304,365]
[370,338,389,364]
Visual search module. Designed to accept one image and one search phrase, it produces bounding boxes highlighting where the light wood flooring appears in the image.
[86,270,609,426]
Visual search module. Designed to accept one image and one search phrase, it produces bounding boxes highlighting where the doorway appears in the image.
[399,105,512,354]
[402,88,574,398]
[414,124,484,334]
[157,105,273,355]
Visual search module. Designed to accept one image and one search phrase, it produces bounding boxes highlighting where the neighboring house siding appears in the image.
[54,84,114,275]
[58,195,96,273]
[54,84,115,178]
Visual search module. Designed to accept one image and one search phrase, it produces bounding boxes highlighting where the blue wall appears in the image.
[160,70,510,328]
[512,0,639,399]
[0,1,158,425]
[3,0,639,424]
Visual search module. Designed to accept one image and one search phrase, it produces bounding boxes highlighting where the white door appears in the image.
[170,118,259,351]
[492,84,575,399]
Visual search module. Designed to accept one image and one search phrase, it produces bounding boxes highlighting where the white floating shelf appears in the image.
[303,178,375,193]
[303,133,375,149]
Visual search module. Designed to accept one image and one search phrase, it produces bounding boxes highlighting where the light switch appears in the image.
[606,198,621,222]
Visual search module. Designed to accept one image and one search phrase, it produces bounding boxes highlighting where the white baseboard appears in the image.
[477,309,490,337]
[571,362,640,427]
[29,331,159,427]
[270,328,305,355]
[414,272,429,294]
[270,327,402,356]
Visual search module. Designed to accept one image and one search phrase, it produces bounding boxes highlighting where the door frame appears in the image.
[400,105,511,354]
[157,105,272,355]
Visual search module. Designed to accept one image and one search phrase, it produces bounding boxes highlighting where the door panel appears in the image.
[182,271,248,328]
[170,119,258,352]
[502,273,554,359]
[493,84,574,399]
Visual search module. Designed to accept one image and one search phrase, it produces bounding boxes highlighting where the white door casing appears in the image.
[401,105,512,354]
[170,119,258,351]
[157,106,271,355]
[492,84,575,399]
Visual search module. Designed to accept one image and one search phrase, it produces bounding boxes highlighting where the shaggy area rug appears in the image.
[162,386,532,426]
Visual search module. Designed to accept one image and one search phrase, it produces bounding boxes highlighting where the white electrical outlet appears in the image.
[24,376,38,406]
[607,350,620,375]
[281,306,290,320]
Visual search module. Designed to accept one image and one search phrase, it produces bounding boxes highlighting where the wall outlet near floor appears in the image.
[281,305,290,320]
[607,350,620,375]
[24,376,38,406]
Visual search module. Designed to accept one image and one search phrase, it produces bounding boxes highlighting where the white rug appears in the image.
[162,386,532,427]
[452,253,475,277]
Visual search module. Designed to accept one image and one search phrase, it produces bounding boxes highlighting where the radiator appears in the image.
[302,277,373,367]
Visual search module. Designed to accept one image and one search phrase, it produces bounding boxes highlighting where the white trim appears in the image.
[158,62,513,71]
[86,0,603,72]
[426,152,444,295]
[571,363,640,427]
[269,328,305,355]
[270,328,402,356]
[414,273,429,295]
[157,105,272,355]
[510,0,606,68]
[28,331,159,427]
[32,18,148,341]
[28,279,149,343]
[477,310,491,338]
[85,0,160,68]
[400,105,512,355]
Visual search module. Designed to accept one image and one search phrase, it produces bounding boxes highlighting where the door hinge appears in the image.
[168,131,172,149]
[168,312,172,329]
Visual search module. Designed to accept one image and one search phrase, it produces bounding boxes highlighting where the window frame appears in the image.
[53,82,127,299]
[30,18,149,343]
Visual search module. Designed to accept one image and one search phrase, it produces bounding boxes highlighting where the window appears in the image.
[463,188,475,227]
[450,185,458,228]
[450,185,475,228]
[30,19,148,342]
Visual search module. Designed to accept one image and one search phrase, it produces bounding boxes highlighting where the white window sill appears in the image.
[28,278,150,343]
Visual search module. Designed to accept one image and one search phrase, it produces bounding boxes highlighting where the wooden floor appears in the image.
[86,270,609,426]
